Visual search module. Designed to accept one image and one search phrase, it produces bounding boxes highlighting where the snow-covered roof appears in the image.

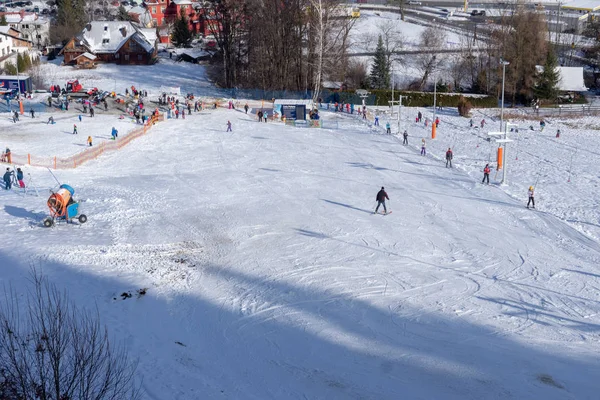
[79,21,153,54]
[129,6,146,14]
[562,0,600,11]
[75,52,97,61]
[536,65,588,91]
[138,28,157,44]
[172,0,193,4]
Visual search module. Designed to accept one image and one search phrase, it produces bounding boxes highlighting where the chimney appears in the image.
[86,23,92,31]
[120,26,127,37]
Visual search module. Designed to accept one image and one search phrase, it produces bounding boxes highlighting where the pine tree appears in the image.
[117,5,131,21]
[369,35,390,89]
[17,53,25,73]
[172,9,192,48]
[535,49,560,101]
[0,15,7,26]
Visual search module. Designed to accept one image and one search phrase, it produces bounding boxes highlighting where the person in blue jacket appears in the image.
[3,168,13,190]
[111,127,118,140]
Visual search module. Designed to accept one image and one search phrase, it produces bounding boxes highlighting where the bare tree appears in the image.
[0,271,139,400]
[415,26,447,89]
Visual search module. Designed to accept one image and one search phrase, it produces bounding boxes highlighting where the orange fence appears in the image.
[6,113,164,170]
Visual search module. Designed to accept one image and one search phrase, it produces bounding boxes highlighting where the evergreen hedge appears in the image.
[326,90,498,108]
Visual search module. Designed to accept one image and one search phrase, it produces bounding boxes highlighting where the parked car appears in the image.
[41,7,48,13]
[407,0,421,4]
[33,5,39,12]
[0,6,5,12]
[25,0,32,5]
[470,9,485,16]
[120,0,129,5]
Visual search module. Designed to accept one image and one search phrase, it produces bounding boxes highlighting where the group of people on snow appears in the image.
[3,167,24,190]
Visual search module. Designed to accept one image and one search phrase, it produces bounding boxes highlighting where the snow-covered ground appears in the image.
[37,56,220,98]
[1,102,600,399]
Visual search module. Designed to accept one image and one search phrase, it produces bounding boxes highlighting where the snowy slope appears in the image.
[1,107,600,399]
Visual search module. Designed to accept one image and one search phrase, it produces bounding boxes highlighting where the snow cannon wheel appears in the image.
[43,218,54,228]
[78,214,88,224]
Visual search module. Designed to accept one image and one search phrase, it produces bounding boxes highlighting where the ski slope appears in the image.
[1,107,600,399]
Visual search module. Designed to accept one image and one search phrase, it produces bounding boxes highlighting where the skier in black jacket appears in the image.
[375,187,389,214]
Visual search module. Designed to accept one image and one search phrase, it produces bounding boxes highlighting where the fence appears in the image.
[8,113,164,170]
[524,104,600,118]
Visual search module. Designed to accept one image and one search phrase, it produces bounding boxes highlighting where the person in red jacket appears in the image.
[374,187,389,214]
[482,163,490,184]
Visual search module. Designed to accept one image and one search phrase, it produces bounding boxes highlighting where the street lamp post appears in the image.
[500,59,509,132]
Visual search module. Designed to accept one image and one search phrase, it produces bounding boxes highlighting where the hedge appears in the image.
[323,90,498,108]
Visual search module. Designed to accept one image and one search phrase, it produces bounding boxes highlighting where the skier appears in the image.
[182,109,185,119]
[175,109,179,119]
[227,120,232,132]
[374,187,389,214]
[445,148,453,168]
[403,130,408,145]
[417,111,422,122]
[111,127,118,140]
[244,103,249,114]
[47,116,54,124]
[263,111,268,122]
[30,108,35,118]
[482,163,490,184]
[3,168,13,190]
[16,167,24,188]
[540,120,545,131]
[556,129,560,138]
[385,122,391,134]
[73,124,78,135]
[79,114,82,122]
[13,111,19,123]
[469,119,473,128]
[90,107,95,117]
[527,186,535,209]
[435,117,440,128]
[374,115,379,126]
[480,119,485,129]
[421,138,426,156]
[257,110,263,122]
[87,136,93,147]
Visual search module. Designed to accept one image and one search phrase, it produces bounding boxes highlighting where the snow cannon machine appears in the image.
[43,184,88,227]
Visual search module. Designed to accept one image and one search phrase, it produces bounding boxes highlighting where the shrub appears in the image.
[457,95,472,116]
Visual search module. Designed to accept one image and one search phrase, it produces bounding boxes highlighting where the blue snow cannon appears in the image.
[43,184,87,227]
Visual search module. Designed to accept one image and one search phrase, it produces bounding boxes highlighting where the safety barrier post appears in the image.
[53,156,56,169]
[27,154,30,165]
[431,123,436,139]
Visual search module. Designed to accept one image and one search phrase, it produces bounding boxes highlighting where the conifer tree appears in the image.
[535,49,560,102]
[117,5,131,21]
[370,35,390,89]
[17,53,25,73]
[172,9,192,48]
[0,15,7,26]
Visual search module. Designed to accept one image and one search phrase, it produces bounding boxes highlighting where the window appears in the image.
[104,26,108,31]
[1,49,4,56]
[161,7,165,13]
[137,54,142,61]
[37,34,41,38]
[102,38,110,44]
[115,53,120,59]
[152,6,156,13]
[124,54,129,61]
